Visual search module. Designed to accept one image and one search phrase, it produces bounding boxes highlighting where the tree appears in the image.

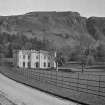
[78,33,96,71]
[55,52,65,66]
[24,42,33,50]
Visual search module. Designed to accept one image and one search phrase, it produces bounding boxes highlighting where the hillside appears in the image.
[87,17,105,41]
[0,11,94,48]
[0,11,105,62]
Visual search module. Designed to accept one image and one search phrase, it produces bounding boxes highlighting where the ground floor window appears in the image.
[44,62,46,67]
[48,62,50,67]
[36,62,39,68]
[23,62,25,67]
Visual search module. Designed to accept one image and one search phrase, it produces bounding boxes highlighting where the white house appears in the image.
[13,50,56,69]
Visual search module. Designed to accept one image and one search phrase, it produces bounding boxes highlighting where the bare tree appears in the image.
[78,33,96,72]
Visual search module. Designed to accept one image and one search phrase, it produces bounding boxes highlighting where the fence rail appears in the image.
[9,68,105,98]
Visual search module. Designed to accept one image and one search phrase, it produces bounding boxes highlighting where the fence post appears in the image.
[25,68,26,79]
[43,69,44,82]
[98,75,101,97]
[62,71,63,88]
[50,70,52,83]
[56,71,57,87]
[39,70,40,83]
[87,74,89,91]
[77,73,79,91]
[28,69,30,80]
[35,69,38,81]
[30,69,32,80]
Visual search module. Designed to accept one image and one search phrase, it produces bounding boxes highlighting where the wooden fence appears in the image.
[0,66,105,105]
[13,68,105,98]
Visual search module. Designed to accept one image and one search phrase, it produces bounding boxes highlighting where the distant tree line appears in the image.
[0,32,105,66]
[57,34,105,66]
[0,32,54,58]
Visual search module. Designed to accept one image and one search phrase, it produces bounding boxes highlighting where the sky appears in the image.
[0,0,105,17]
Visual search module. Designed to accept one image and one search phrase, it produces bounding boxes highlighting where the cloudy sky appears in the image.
[0,0,104,17]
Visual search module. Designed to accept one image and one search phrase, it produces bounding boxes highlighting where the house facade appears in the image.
[13,50,56,69]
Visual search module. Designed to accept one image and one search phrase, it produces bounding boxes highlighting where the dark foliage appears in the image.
[0,32,52,57]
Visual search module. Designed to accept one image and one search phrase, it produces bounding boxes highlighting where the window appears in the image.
[36,62,39,68]
[36,55,39,59]
[44,62,46,67]
[44,55,46,59]
[23,62,25,67]
[28,62,31,68]
[48,56,50,60]
[23,55,25,59]
[48,62,50,67]
[28,55,31,60]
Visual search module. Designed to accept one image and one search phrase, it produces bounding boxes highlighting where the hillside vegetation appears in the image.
[0,11,105,64]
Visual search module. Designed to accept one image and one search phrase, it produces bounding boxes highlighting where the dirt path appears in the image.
[0,73,78,105]
[0,91,15,105]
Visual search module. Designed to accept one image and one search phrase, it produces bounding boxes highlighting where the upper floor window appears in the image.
[36,55,39,59]
[23,55,25,59]
[44,55,46,59]
[28,55,31,60]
